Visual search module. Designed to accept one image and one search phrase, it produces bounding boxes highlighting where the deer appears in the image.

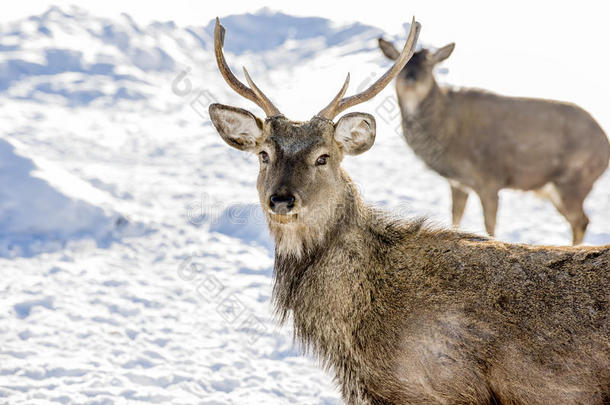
[208,17,610,404]
[378,38,610,245]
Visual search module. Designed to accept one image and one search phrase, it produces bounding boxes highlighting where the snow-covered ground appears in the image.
[0,6,608,404]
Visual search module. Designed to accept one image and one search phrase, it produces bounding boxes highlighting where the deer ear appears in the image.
[431,43,455,64]
[209,103,264,152]
[334,113,376,156]
[378,38,400,60]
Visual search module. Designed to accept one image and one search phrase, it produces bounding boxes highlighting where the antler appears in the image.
[214,17,281,117]
[317,17,421,120]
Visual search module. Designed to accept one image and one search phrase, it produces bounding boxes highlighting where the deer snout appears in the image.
[405,70,417,81]
[269,193,296,215]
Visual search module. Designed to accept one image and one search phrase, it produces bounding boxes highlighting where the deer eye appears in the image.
[259,151,269,164]
[315,154,329,166]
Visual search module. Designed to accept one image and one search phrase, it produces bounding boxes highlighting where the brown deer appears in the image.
[378,39,610,245]
[209,18,609,404]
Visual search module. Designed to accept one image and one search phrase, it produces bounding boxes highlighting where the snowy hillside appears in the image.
[0,138,126,257]
[0,6,608,404]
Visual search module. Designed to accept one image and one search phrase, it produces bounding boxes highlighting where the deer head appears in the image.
[379,38,454,111]
[209,17,421,257]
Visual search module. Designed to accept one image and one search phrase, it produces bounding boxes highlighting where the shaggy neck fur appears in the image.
[268,177,424,402]
[269,176,373,400]
[268,171,364,323]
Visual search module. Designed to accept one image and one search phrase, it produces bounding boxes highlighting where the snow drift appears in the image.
[0,139,124,256]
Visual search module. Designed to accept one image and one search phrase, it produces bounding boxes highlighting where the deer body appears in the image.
[378,41,610,245]
[274,179,609,404]
[209,18,610,404]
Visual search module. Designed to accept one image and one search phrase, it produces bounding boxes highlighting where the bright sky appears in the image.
[5,1,610,43]
[3,1,610,128]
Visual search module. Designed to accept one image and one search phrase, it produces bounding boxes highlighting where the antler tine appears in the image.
[318,17,421,120]
[214,17,281,117]
[242,67,281,116]
[316,73,350,120]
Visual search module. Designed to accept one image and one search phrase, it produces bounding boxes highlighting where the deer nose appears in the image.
[269,193,296,214]
[405,71,417,80]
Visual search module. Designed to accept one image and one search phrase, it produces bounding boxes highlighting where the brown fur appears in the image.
[274,194,609,404]
[378,41,610,245]
[209,105,610,405]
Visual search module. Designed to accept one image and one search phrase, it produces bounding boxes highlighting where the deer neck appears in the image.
[271,173,370,355]
[398,81,452,172]
[398,78,446,126]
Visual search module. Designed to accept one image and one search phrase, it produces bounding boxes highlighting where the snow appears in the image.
[0,6,608,404]
[0,138,125,257]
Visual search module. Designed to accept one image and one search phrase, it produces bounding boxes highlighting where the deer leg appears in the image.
[547,182,590,245]
[478,190,499,237]
[450,184,469,228]
[570,210,589,246]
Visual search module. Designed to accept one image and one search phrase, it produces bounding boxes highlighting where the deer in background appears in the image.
[378,39,610,245]
[209,18,609,404]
